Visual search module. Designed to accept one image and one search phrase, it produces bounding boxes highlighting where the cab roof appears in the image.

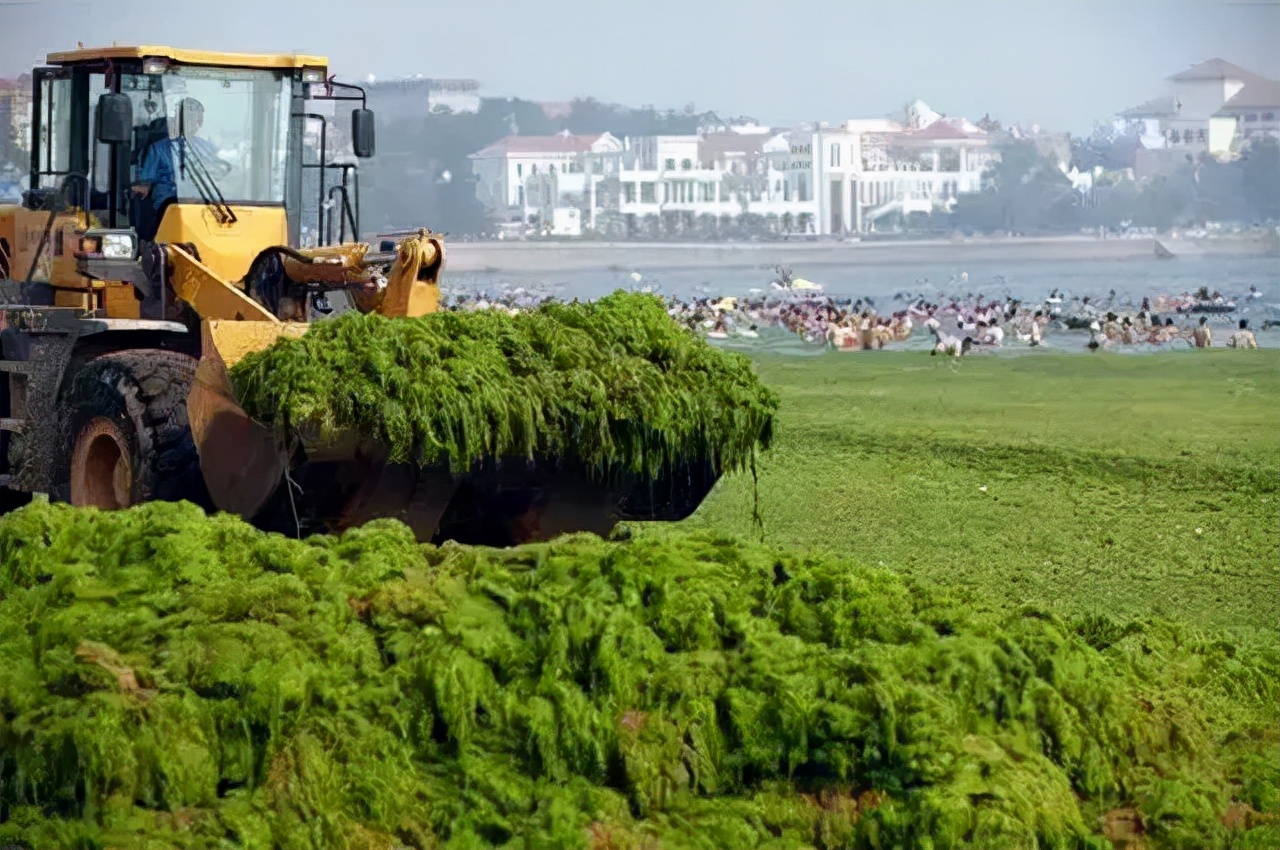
[45,45,328,71]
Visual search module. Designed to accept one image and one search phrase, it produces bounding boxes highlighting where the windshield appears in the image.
[123,65,290,205]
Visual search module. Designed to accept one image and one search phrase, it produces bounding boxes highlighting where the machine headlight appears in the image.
[101,233,136,259]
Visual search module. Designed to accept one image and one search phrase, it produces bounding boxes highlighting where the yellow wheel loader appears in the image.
[0,46,720,545]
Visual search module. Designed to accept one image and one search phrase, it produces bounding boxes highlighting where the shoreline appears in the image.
[440,233,1279,274]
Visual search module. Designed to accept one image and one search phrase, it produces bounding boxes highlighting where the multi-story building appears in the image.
[1208,76,1280,153]
[1117,59,1280,170]
[466,102,1004,237]
[803,109,997,236]
[468,131,624,234]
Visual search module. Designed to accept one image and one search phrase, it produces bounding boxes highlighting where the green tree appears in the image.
[0,122,26,174]
[1240,137,1280,222]
[1133,165,1198,230]
[952,139,1079,234]
[1090,180,1141,229]
[693,212,718,240]
[563,98,707,136]
[362,97,558,234]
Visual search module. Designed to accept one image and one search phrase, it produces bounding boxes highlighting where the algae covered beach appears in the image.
[1,341,1277,849]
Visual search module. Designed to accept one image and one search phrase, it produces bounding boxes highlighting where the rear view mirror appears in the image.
[352,108,375,158]
[96,93,133,144]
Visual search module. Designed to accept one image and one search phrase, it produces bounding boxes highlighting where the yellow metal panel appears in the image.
[0,206,15,278]
[281,242,374,286]
[165,244,279,323]
[0,206,85,284]
[377,230,444,318]
[154,204,288,284]
[202,319,309,369]
[53,290,91,309]
[188,318,309,519]
[46,46,327,71]
[50,215,89,289]
[102,284,142,319]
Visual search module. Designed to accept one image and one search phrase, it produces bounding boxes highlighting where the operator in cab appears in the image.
[132,97,226,212]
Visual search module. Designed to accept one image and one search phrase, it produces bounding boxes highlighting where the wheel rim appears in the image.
[71,417,133,510]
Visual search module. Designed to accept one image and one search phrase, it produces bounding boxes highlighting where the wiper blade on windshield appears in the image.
[179,138,238,225]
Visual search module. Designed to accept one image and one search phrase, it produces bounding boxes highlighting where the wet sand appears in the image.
[442,233,1277,274]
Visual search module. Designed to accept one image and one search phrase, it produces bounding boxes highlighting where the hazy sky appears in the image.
[2,0,1278,134]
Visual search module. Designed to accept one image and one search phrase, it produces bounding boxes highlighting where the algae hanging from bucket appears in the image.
[228,291,781,483]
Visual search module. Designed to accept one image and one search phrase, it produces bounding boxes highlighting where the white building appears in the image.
[613,130,817,235]
[465,102,1003,238]
[615,135,718,234]
[808,110,996,236]
[468,131,624,232]
[1117,59,1280,161]
[1208,76,1280,154]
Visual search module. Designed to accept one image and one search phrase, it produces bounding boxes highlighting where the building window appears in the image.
[516,163,523,177]
[517,186,524,206]
[622,183,636,203]
[680,158,692,170]
[641,182,656,203]
[1245,113,1259,123]
[592,160,603,173]
[1197,129,1206,142]
[664,158,676,170]
[830,144,840,167]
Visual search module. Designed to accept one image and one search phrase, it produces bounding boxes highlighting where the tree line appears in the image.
[948,135,1280,235]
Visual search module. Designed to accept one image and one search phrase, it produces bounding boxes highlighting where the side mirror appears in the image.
[352,108,375,158]
[96,93,133,144]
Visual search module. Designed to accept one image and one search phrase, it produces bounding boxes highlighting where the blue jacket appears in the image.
[138,135,220,208]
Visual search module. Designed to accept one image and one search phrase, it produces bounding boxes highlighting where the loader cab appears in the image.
[27,46,375,283]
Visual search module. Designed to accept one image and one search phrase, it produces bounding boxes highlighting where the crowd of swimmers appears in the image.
[662,291,1267,355]
[437,280,1270,356]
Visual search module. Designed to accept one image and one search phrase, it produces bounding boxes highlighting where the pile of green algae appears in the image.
[1,500,1276,849]
[227,291,778,479]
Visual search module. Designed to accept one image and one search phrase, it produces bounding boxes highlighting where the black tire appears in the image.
[51,350,212,510]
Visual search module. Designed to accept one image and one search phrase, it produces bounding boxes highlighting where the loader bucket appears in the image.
[188,317,723,546]
[187,318,462,537]
[187,319,308,520]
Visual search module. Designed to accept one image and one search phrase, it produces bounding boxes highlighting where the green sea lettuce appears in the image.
[228,291,779,478]
[1,501,1275,849]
